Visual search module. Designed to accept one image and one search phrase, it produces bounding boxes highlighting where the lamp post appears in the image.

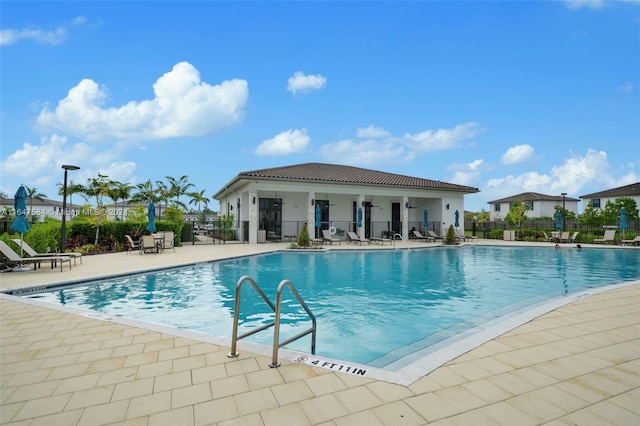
[60,165,80,252]
[561,192,567,233]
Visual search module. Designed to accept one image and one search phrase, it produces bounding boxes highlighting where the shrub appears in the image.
[445,224,457,245]
[298,224,311,248]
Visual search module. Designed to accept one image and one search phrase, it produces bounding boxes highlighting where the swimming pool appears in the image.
[25,246,639,379]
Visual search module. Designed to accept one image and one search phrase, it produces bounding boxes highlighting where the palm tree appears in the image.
[79,174,112,244]
[188,189,209,212]
[57,180,84,218]
[25,186,47,223]
[165,175,194,210]
[107,182,133,220]
[131,180,161,221]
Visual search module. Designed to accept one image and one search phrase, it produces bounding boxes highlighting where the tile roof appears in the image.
[579,182,640,199]
[237,163,479,192]
[488,192,579,204]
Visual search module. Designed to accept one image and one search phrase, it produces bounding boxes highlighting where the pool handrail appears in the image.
[392,233,410,250]
[270,279,317,368]
[228,275,277,358]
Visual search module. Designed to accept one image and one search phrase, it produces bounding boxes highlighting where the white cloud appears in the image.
[501,144,535,165]
[403,122,484,152]
[617,82,634,93]
[484,149,628,199]
[0,16,86,45]
[356,125,391,139]
[286,71,327,95]
[0,134,137,189]
[319,139,412,166]
[448,159,487,186]
[255,128,310,156]
[36,62,249,141]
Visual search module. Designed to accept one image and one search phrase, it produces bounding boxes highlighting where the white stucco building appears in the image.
[213,163,479,244]
[487,192,579,221]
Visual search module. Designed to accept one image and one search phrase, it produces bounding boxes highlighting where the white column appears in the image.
[249,189,258,244]
[402,195,409,241]
[308,192,315,238]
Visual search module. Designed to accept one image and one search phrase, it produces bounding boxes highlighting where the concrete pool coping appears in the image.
[1,240,639,424]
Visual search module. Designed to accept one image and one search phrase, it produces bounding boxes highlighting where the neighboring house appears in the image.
[0,197,81,223]
[213,162,479,244]
[487,192,579,221]
[579,182,640,211]
[102,201,168,221]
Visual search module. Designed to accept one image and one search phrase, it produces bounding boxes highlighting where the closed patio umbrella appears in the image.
[454,210,460,228]
[315,204,321,238]
[11,185,30,257]
[423,208,429,230]
[357,207,363,228]
[147,202,156,232]
[620,207,628,239]
[555,210,563,230]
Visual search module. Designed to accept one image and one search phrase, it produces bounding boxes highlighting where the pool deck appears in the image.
[1,240,638,425]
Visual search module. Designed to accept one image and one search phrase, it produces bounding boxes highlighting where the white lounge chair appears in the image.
[620,236,640,246]
[412,230,435,242]
[427,230,444,241]
[347,231,369,245]
[11,239,82,265]
[321,229,341,245]
[570,232,579,243]
[0,240,71,272]
[593,230,616,245]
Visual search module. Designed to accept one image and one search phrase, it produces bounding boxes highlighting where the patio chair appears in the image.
[427,230,444,241]
[0,240,71,272]
[347,231,369,245]
[140,235,157,254]
[541,232,552,242]
[412,230,435,242]
[125,235,141,254]
[454,229,470,242]
[570,232,580,243]
[11,239,82,265]
[593,230,616,245]
[620,236,640,246]
[162,231,176,252]
[321,229,341,245]
[560,232,570,243]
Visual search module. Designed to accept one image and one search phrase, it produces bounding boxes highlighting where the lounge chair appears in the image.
[620,236,640,246]
[541,231,552,242]
[125,235,141,254]
[347,231,369,245]
[593,230,616,245]
[570,232,579,243]
[0,240,71,272]
[10,239,82,265]
[140,235,157,254]
[560,232,570,243]
[370,237,391,245]
[321,229,341,245]
[412,230,435,242]
[161,231,176,252]
[427,230,444,241]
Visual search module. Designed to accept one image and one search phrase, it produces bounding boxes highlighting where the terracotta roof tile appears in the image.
[238,163,479,192]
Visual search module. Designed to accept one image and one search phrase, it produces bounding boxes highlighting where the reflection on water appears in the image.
[28,247,639,365]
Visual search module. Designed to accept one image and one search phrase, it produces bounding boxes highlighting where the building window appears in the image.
[495,204,501,212]
[525,201,534,210]
[592,199,601,208]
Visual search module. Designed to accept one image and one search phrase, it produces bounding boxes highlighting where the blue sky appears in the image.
[1,1,638,213]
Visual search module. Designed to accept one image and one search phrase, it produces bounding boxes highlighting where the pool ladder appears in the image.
[228,275,316,368]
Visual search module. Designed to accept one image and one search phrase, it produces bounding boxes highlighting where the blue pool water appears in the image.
[27,246,639,368]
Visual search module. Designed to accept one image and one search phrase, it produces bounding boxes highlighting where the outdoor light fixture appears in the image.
[446,204,450,210]
[405,202,409,208]
[361,200,365,207]
[311,199,314,206]
[60,164,80,253]
[253,196,256,204]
